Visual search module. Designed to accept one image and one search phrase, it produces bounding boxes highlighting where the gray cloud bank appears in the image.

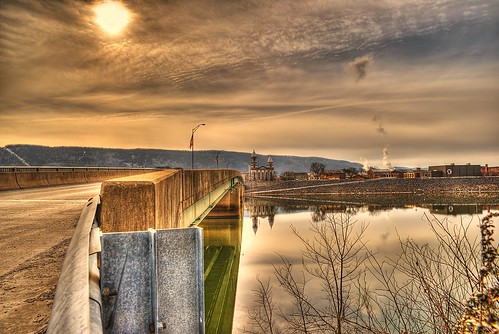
[1,0,498,166]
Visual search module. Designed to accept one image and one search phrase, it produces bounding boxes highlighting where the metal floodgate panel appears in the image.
[100,228,204,334]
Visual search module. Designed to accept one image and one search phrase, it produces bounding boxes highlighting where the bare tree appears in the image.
[242,275,281,334]
[362,213,482,333]
[310,163,326,179]
[245,213,370,334]
[243,212,499,334]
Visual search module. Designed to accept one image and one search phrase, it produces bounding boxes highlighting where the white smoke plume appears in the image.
[361,158,371,172]
[383,147,394,171]
[347,55,372,82]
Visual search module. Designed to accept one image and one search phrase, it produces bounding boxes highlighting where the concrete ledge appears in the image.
[100,170,183,233]
[100,169,243,233]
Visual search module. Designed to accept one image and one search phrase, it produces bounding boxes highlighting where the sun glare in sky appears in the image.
[94,1,129,35]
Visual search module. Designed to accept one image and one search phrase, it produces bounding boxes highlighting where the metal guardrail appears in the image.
[47,196,102,334]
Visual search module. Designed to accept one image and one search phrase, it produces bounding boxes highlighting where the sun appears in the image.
[94,1,130,35]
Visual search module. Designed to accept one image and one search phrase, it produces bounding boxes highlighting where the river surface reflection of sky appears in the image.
[232,199,498,333]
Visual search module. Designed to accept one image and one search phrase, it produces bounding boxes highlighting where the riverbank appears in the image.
[246,177,499,200]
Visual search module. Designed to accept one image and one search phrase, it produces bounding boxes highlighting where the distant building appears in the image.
[403,168,431,179]
[367,168,402,179]
[482,164,499,176]
[248,150,276,182]
[429,163,481,177]
[320,171,346,180]
[351,174,366,180]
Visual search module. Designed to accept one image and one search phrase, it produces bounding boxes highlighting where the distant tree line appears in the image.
[281,163,360,180]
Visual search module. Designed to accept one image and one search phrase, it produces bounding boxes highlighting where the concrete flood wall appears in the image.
[98,169,243,333]
[0,167,156,191]
[99,169,243,233]
[47,169,243,333]
[100,170,183,232]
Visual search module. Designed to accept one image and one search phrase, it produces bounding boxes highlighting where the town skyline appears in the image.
[1,0,498,168]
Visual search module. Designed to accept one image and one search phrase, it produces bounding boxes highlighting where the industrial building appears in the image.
[428,163,482,177]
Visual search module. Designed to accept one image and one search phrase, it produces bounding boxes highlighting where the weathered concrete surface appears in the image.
[100,169,243,233]
[16,171,51,188]
[100,228,204,334]
[101,231,154,333]
[0,172,19,190]
[100,170,183,232]
[156,228,204,334]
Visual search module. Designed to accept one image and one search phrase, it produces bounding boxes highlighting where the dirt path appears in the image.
[0,184,101,333]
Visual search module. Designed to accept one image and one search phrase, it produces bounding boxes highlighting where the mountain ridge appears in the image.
[0,144,362,175]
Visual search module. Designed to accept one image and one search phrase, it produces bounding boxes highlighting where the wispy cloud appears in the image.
[0,0,498,166]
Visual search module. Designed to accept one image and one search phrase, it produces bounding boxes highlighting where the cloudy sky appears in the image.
[1,0,498,168]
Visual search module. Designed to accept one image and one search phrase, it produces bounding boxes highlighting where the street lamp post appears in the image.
[190,123,205,169]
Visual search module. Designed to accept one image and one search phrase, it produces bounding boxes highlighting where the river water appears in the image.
[230,196,499,333]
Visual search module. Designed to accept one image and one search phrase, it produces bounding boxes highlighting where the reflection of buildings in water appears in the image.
[428,204,484,216]
[245,200,498,232]
[249,204,276,234]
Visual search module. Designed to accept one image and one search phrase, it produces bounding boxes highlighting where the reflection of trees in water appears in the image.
[246,197,497,221]
[311,205,361,222]
[241,212,499,334]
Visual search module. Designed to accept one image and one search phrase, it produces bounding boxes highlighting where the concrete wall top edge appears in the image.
[104,170,179,183]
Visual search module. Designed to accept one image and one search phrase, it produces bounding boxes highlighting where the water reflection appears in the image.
[248,201,276,233]
[426,203,485,215]
[246,196,499,221]
[234,197,499,333]
[199,215,242,334]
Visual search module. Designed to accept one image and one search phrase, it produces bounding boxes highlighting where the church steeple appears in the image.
[250,149,258,168]
[267,156,273,168]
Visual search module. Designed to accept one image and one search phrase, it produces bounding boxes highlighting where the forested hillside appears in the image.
[0,145,362,175]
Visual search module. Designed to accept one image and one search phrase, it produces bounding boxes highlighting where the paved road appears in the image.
[0,183,101,334]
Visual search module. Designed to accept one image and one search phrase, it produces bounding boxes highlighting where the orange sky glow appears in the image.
[1,0,498,167]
